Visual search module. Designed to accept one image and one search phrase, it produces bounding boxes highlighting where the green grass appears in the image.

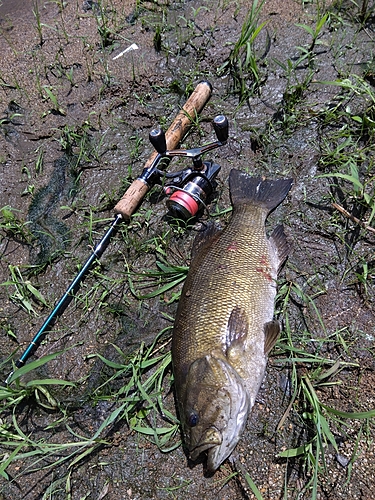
[273,271,374,499]
[0,327,179,482]
[218,0,268,106]
[0,206,32,243]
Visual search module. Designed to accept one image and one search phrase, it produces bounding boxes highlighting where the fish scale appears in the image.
[172,169,293,472]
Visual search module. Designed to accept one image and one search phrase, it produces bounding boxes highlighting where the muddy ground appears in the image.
[0,0,374,499]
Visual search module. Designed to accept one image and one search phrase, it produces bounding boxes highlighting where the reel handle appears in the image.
[149,128,167,154]
[114,80,212,219]
[213,115,229,143]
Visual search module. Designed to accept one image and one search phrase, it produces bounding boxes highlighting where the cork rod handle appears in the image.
[114,80,212,219]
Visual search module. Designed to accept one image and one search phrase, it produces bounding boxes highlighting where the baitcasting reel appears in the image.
[141,115,229,219]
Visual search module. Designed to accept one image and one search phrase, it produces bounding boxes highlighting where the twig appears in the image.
[332,202,375,234]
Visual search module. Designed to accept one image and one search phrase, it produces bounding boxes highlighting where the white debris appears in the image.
[112,43,139,60]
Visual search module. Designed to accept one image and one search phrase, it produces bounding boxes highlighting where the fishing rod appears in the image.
[6,80,229,384]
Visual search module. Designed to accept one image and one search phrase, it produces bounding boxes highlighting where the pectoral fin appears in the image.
[264,320,280,354]
[226,306,249,349]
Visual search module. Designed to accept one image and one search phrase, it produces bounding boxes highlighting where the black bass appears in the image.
[171,168,293,472]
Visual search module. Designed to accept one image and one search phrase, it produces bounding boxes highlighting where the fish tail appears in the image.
[229,169,293,213]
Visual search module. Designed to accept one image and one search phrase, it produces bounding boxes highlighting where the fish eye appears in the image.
[188,411,199,427]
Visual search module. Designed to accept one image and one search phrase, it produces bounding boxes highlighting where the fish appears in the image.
[171,168,293,472]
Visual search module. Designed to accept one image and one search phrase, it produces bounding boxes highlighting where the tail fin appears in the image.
[229,169,293,213]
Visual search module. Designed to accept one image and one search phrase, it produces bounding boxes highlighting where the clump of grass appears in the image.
[0,206,32,243]
[317,76,375,237]
[1,265,48,316]
[218,0,268,106]
[273,278,374,499]
[88,328,180,451]
[94,0,126,49]
[0,323,179,484]
[127,254,188,304]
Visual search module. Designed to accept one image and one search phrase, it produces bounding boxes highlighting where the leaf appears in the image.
[319,172,364,191]
[0,442,25,480]
[7,350,65,384]
[322,404,375,419]
[90,353,126,370]
[295,23,315,37]
[24,281,48,306]
[25,379,76,387]
[319,414,338,452]
[278,443,310,458]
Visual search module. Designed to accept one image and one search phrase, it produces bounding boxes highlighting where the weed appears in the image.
[295,13,329,67]
[218,0,268,106]
[0,323,179,483]
[56,122,105,168]
[32,0,44,46]
[35,146,44,174]
[274,277,374,498]
[316,77,375,235]
[127,253,188,304]
[128,134,144,162]
[0,110,23,133]
[42,85,66,116]
[94,0,125,49]
[1,265,48,316]
[0,206,31,243]
[236,461,264,499]
[341,0,375,23]
[88,327,180,451]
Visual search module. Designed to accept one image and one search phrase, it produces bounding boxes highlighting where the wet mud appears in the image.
[0,0,374,499]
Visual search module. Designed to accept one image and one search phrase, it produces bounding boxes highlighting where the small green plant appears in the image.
[295,13,329,67]
[42,85,66,116]
[0,110,23,132]
[32,0,44,46]
[0,206,31,242]
[35,146,44,174]
[1,265,48,315]
[218,0,268,106]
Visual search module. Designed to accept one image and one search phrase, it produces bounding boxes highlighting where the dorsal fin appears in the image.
[191,223,222,261]
[269,224,291,270]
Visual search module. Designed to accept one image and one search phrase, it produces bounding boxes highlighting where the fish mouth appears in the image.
[189,426,235,473]
[189,427,222,461]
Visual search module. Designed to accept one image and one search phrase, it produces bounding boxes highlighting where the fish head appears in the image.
[180,354,250,472]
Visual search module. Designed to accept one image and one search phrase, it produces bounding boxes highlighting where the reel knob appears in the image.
[149,128,167,154]
[213,115,229,144]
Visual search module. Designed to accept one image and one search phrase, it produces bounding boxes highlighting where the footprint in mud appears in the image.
[28,155,78,267]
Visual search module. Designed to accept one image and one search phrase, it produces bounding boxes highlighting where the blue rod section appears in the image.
[11,214,123,372]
